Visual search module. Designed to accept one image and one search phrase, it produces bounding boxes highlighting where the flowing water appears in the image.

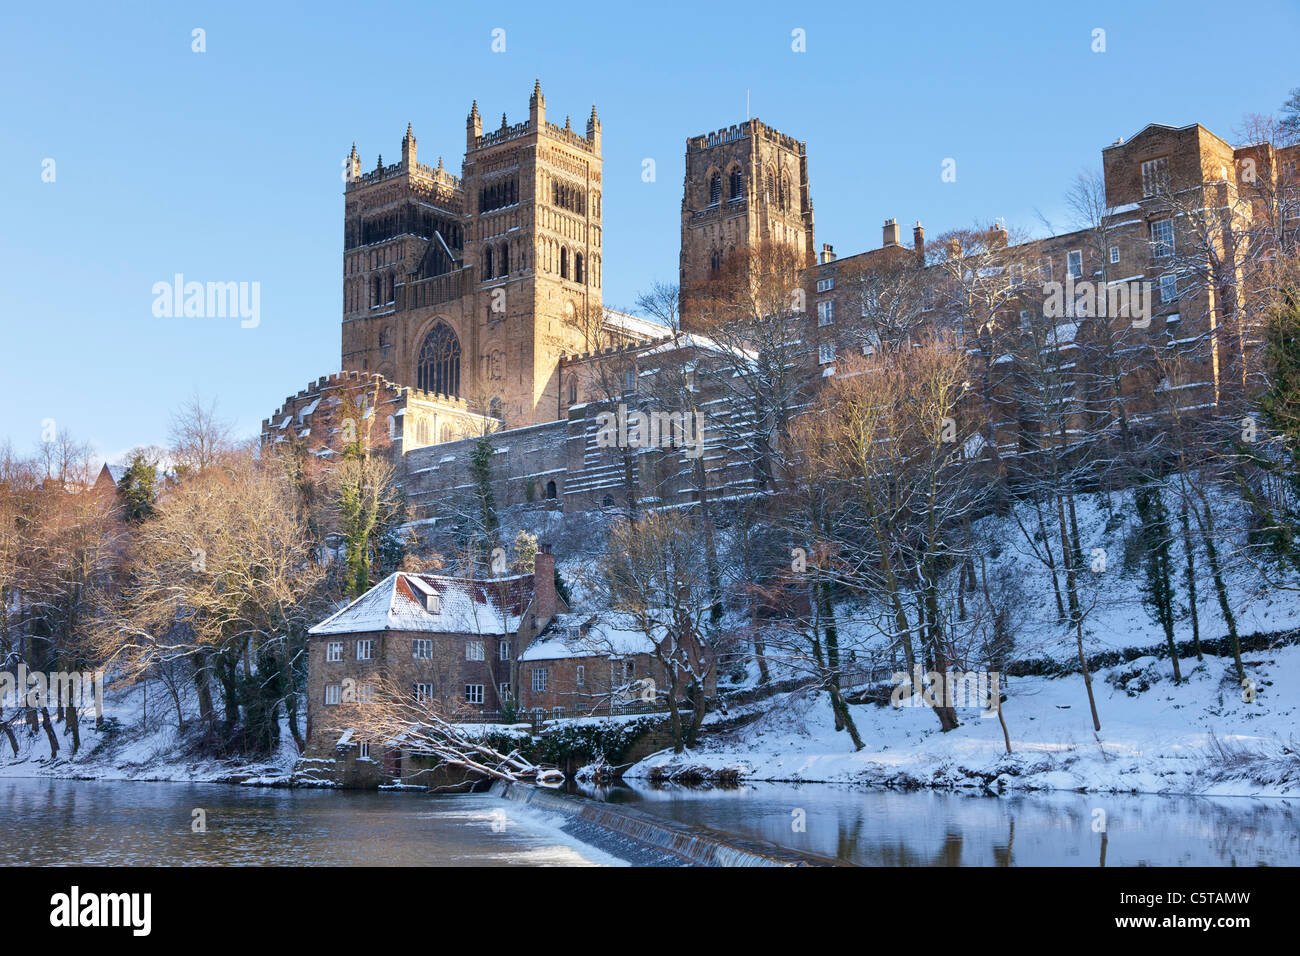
[0,777,612,866]
[2,775,1294,866]
[576,780,1300,866]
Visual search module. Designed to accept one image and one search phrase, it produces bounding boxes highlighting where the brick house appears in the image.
[302,547,565,787]
[517,610,717,717]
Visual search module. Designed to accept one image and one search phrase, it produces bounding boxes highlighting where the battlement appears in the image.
[686,118,805,156]
[346,153,462,193]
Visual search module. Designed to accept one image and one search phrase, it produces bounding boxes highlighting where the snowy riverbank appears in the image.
[630,645,1300,797]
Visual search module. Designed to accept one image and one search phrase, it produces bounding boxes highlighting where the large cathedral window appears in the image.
[417,322,461,397]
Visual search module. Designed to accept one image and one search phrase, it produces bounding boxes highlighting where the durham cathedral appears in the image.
[263,80,1298,521]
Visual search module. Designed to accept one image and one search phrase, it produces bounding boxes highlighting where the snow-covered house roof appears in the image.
[518,611,665,662]
[309,571,536,636]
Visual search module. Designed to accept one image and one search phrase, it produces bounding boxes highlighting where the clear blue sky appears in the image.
[2,0,1296,465]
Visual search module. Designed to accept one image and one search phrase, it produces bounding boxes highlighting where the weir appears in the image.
[489,780,844,866]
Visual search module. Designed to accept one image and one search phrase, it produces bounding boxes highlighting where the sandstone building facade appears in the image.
[266,92,1298,524]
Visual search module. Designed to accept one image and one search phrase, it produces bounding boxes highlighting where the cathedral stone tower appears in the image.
[679,119,815,308]
[340,81,605,430]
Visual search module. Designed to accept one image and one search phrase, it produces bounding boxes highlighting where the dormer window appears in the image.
[424,592,440,613]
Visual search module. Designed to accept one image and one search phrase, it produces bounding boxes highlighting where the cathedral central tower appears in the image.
[340,81,605,430]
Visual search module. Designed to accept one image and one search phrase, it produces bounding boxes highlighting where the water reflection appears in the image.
[573,780,1300,866]
[0,778,603,866]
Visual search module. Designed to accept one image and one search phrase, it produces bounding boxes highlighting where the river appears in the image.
[2,776,1294,866]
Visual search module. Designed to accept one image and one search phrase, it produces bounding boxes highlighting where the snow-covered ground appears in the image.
[632,646,1300,796]
[7,485,1298,800]
[634,486,1300,797]
[0,679,300,785]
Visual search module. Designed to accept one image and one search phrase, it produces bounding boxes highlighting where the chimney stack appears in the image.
[533,543,557,626]
[913,221,925,253]
[883,218,901,247]
[820,243,836,264]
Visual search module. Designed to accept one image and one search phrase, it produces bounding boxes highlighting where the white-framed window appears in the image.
[1160,274,1178,304]
[413,682,434,703]
[499,682,512,702]
[1010,264,1025,288]
[817,299,835,326]
[1019,310,1032,330]
[1067,250,1083,279]
[816,277,834,292]
[622,368,636,392]
[1109,246,1120,264]
[412,639,432,660]
[576,665,585,686]
[532,668,549,692]
[1038,256,1052,280]
[1150,219,1174,259]
[358,682,374,703]
[324,683,341,706]
[553,706,564,716]
[356,639,373,661]
[819,343,836,365]
[466,639,484,661]
[498,640,511,661]
[358,741,370,759]
[1141,156,1170,198]
[465,683,484,705]
[326,641,343,663]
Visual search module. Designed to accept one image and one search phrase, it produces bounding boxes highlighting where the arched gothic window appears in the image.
[483,246,494,279]
[371,276,381,306]
[560,247,569,280]
[498,243,509,277]
[708,173,721,206]
[545,480,557,499]
[417,322,461,397]
[574,253,584,284]
[728,168,743,201]
[416,418,430,444]
[440,424,453,443]
[710,249,721,274]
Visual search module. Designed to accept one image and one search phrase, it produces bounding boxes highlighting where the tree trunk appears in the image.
[1195,498,1243,681]
[1075,618,1102,732]
[1179,502,1203,662]
[39,707,59,758]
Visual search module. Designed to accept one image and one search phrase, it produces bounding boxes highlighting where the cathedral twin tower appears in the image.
[339,80,812,430]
